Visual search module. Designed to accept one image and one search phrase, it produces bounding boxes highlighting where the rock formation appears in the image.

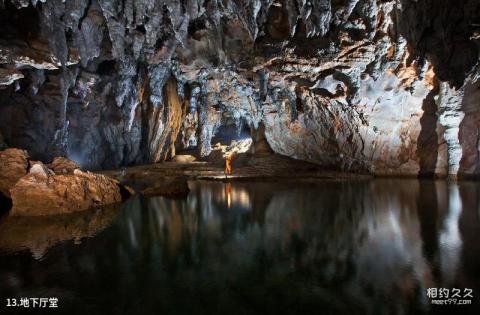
[0,147,132,215]
[0,148,29,197]
[48,156,81,174]
[10,167,131,216]
[0,0,478,177]
[139,176,190,198]
[0,203,119,258]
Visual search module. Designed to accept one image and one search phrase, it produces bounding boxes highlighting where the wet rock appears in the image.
[10,169,132,216]
[0,148,29,198]
[48,156,81,174]
[139,177,190,198]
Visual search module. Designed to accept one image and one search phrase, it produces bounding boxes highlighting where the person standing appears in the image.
[225,154,232,177]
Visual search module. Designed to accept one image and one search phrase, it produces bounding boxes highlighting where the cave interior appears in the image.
[1,1,480,313]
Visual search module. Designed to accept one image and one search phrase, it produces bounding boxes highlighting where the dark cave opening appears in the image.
[266,1,291,40]
[188,17,207,38]
[0,1,40,41]
[96,59,117,76]
[211,118,252,146]
[0,192,12,216]
[135,25,146,34]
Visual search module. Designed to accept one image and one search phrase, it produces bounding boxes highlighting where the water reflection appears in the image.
[0,204,119,259]
[0,179,479,314]
[439,185,462,286]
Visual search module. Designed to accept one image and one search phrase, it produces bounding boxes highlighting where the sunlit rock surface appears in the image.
[0,0,478,176]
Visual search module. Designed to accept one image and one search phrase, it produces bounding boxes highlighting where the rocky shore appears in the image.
[0,148,132,216]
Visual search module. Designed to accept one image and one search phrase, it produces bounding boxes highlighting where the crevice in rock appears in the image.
[97,59,117,75]
[0,192,12,216]
[147,77,186,162]
[418,79,440,178]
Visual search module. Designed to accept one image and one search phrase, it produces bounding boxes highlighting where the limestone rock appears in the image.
[10,169,132,216]
[139,177,190,198]
[0,0,478,177]
[171,155,196,163]
[48,156,81,174]
[0,37,79,70]
[28,161,54,178]
[0,148,29,198]
[0,68,23,86]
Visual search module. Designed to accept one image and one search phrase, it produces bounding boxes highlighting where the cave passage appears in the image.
[211,119,252,146]
[0,1,480,314]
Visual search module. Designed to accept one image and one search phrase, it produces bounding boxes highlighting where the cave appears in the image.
[206,117,254,169]
[211,118,252,146]
[0,0,480,314]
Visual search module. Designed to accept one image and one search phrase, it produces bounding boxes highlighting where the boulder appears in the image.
[0,148,29,198]
[171,155,196,163]
[10,169,132,216]
[48,156,81,174]
[29,161,55,177]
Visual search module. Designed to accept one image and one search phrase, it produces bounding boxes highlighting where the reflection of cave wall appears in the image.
[0,0,479,176]
[3,180,478,313]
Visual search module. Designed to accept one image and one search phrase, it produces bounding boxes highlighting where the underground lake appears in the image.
[0,179,479,314]
[1,0,480,314]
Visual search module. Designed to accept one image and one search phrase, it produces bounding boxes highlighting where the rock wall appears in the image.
[0,0,479,177]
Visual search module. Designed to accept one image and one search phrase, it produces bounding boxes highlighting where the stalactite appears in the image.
[52,67,77,158]
[148,78,186,162]
[197,69,211,157]
[0,0,478,175]
[437,83,465,178]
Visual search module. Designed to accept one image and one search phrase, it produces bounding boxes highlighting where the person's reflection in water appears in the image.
[224,182,232,208]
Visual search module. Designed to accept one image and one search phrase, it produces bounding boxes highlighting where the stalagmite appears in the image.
[0,0,478,176]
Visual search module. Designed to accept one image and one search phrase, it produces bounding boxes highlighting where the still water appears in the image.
[0,179,479,314]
